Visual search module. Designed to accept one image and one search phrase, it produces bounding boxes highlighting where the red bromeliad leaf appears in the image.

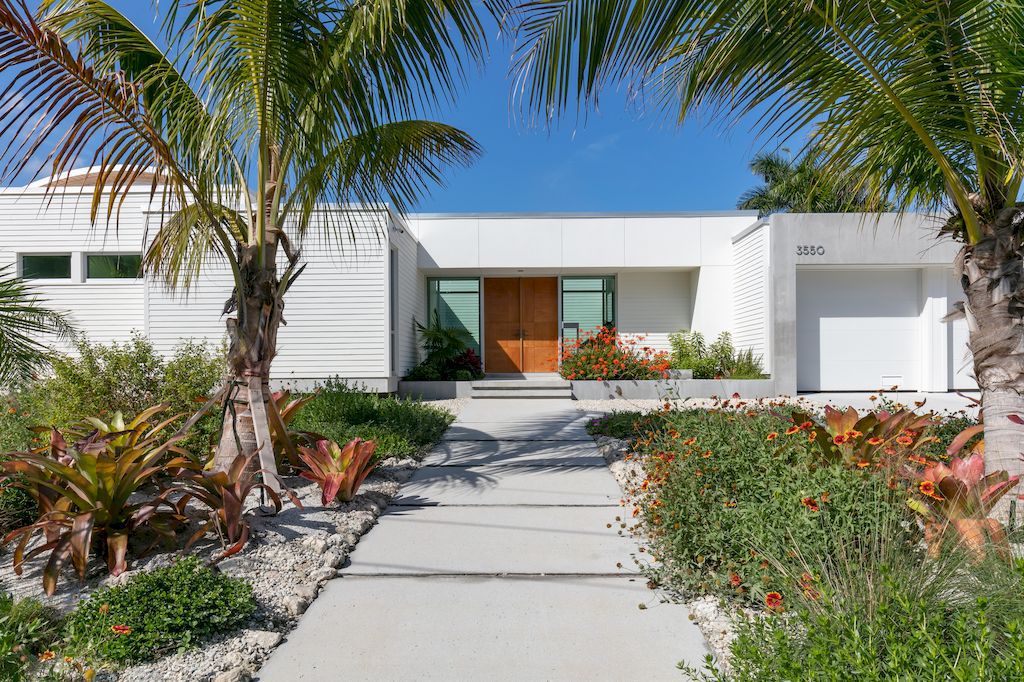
[947,424,985,457]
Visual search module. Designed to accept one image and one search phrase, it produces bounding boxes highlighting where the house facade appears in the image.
[0,172,973,394]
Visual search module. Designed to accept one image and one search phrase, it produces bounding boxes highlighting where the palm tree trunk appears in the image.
[958,207,1024,523]
[213,242,283,492]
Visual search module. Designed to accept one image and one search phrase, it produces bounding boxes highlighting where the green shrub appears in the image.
[64,558,255,664]
[668,330,766,379]
[403,314,484,381]
[0,593,60,681]
[0,335,223,459]
[0,481,37,536]
[631,408,916,603]
[292,379,454,458]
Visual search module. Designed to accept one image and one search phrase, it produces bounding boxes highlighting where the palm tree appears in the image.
[0,265,74,387]
[739,151,884,217]
[511,0,1024,504]
[0,0,498,484]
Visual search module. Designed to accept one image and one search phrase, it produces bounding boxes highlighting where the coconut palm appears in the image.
[0,265,74,387]
[0,0,498,483]
[739,151,885,218]
[511,0,1024,498]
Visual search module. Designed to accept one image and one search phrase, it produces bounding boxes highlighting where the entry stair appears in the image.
[470,376,572,399]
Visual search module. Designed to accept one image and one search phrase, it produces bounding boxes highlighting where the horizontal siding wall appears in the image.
[732,225,771,372]
[616,271,692,353]
[392,216,423,378]
[146,210,391,386]
[0,190,151,350]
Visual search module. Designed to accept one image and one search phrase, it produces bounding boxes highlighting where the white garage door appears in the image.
[797,269,921,391]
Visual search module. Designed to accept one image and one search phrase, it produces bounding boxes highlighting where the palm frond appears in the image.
[0,265,74,387]
[0,0,184,221]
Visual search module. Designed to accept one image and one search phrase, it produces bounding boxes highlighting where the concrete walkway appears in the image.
[258,399,708,681]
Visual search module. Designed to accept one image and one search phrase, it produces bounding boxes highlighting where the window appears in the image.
[390,249,398,373]
[561,276,615,342]
[427,278,481,353]
[20,254,71,280]
[86,254,141,279]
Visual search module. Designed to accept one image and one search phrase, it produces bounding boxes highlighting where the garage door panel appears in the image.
[797,270,921,391]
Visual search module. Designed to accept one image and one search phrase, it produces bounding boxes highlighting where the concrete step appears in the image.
[471,388,572,399]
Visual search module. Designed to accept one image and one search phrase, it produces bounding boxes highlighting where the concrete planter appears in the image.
[397,381,474,400]
[571,378,776,400]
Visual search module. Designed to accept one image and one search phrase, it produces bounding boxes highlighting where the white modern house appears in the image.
[1,171,973,396]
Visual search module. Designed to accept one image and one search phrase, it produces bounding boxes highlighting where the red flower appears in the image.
[919,480,943,500]
[801,496,820,512]
[896,435,914,446]
[729,573,742,587]
[799,421,813,430]
[765,591,784,610]
[832,434,849,445]
[766,432,779,441]
[785,425,801,436]
[111,625,132,635]
[867,437,884,446]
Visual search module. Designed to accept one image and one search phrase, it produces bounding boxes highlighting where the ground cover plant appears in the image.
[560,327,670,380]
[63,557,255,665]
[0,592,60,681]
[291,379,454,459]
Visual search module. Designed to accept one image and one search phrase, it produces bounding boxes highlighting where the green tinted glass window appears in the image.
[561,276,615,342]
[21,254,71,279]
[87,254,141,279]
[427,278,480,353]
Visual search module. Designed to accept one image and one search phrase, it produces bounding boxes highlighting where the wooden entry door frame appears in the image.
[483,277,559,373]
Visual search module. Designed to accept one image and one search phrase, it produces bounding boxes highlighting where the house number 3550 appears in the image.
[796,245,825,256]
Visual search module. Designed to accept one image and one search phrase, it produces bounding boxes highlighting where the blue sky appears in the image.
[68,3,773,213]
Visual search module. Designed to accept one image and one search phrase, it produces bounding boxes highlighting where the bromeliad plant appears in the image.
[905,430,1021,560]
[1,405,192,594]
[791,405,937,470]
[175,453,299,561]
[297,438,377,506]
[268,390,317,468]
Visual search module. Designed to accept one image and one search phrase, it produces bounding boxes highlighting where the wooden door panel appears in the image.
[484,278,521,373]
[522,277,559,373]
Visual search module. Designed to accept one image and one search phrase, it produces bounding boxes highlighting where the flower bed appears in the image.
[589,398,1024,678]
[559,327,670,381]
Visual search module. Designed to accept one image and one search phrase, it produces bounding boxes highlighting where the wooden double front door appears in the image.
[483,277,559,373]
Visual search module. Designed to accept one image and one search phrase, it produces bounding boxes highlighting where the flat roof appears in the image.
[408,210,759,219]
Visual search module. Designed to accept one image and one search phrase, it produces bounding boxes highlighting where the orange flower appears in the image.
[896,435,914,446]
[867,437,884,446]
[808,431,817,443]
[724,500,737,508]
[38,651,56,662]
[856,460,870,469]
[919,480,943,500]
[6,407,15,415]
[729,573,742,587]
[702,450,712,458]
[111,625,132,635]
[785,425,801,436]
[799,572,814,586]
[801,496,820,512]
[766,432,779,441]
[820,491,830,503]
[846,430,863,439]
[64,656,74,663]
[683,437,697,446]
[765,591,784,610]
[800,421,813,430]
[907,454,928,465]
[832,434,849,445]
